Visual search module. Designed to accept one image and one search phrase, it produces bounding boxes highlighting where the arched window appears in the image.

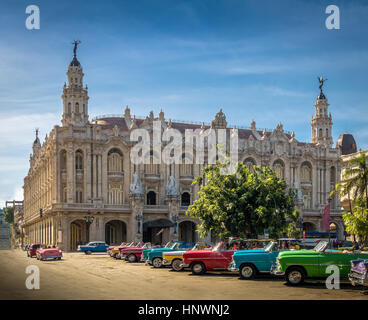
[181,192,191,206]
[319,128,323,138]
[75,150,83,170]
[67,103,71,114]
[243,157,256,172]
[108,148,123,173]
[60,150,67,170]
[75,189,83,203]
[326,128,329,137]
[75,102,80,114]
[108,184,123,204]
[273,160,285,180]
[147,191,156,205]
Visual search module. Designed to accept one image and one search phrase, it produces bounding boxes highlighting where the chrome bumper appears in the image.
[180,263,189,269]
[270,264,285,276]
[349,273,368,286]
[228,262,238,272]
[162,259,171,266]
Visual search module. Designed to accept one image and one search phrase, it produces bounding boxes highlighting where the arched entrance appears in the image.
[303,222,316,232]
[105,220,127,245]
[179,221,197,243]
[143,219,174,245]
[70,220,87,251]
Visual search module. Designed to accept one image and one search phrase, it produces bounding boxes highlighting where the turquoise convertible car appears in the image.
[228,239,301,279]
[147,241,194,268]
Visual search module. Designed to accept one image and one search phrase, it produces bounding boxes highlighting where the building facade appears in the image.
[23,47,347,251]
[0,209,10,250]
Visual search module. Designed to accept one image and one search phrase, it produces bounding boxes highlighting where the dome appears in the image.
[336,133,357,155]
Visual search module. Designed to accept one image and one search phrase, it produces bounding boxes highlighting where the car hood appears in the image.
[121,247,143,251]
[233,249,267,256]
[163,251,186,256]
[278,249,317,257]
[150,248,174,254]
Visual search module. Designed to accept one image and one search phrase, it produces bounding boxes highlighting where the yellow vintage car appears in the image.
[110,241,136,259]
[162,242,211,271]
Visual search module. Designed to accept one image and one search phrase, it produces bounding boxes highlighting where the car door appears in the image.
[318,251,343,277]
[213,250,234,269]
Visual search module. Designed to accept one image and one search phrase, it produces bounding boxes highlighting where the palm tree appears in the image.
[343,152,368,209]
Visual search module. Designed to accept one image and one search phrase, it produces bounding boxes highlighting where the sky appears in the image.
[0,0,368,207]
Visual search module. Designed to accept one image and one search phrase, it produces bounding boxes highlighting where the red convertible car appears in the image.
[182,241,239,275]
[36,247,63,261]
[120,242,162,262]
[27,244,41,258]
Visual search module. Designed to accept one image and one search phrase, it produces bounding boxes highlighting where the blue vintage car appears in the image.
[147,241,194,268]
[228,239,301,279]
[77,241,110,254]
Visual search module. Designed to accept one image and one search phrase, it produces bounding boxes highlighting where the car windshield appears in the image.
[213,242,225,251]
[314,240,328,252]
[264,241,277,252]
[170,242,180,250]
[164,241,173,248]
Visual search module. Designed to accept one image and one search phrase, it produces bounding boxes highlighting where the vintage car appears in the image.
[109,242,136,258]
[228,238,302,279]
[77,241,110,254]
[181,241,241,275]
[162,242,211,271]
[141,241,178,262]
[27,243,41,257]
[147,241,194,268]
[349,259,368,287]
[120,242,162,262]
[107,242,129,255]
[271,240,368,285]
[36,247,63,261]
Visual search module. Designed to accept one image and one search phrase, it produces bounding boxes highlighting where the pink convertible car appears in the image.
[36,247,63,261]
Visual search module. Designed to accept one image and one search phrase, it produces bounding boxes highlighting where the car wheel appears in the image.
[239,264,256,280]
[58,257,61,260]
[171,259,183,272]
[85,250,92,255]
[286,267,305,286]
[152,257,163,268]
[127,254,137,263]
[191,262,206,275]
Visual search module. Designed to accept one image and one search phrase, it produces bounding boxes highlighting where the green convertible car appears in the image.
[271,240,368,286]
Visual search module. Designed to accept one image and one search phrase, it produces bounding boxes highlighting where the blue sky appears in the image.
[0,0,368,206]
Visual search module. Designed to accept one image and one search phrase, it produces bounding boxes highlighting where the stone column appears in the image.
[129,194,144,242]
[166,195,180,241]
[67,149,74,203]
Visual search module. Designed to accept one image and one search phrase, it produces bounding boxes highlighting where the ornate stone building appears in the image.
[23,47,347,251]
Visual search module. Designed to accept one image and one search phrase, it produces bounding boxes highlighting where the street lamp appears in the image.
[172,215,179,235]
[135,213,142,235]
[83,211,95,243]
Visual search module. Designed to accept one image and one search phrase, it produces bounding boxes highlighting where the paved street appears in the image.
[0,249,367,300]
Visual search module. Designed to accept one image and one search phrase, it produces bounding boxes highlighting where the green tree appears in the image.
[3,206,14,224]
[343,206,368,250]
[343,152,368,209]
[186,161,296,240]
[284,209,302,239]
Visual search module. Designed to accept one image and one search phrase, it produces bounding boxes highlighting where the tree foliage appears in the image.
[342,152,368,209]
[343,206,368,249]
[284,209,302,239]
[3,207,14,224]
[186,161,296,239]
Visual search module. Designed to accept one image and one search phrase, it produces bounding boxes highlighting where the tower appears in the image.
[311,77,333,147]
[61,41,89,126]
